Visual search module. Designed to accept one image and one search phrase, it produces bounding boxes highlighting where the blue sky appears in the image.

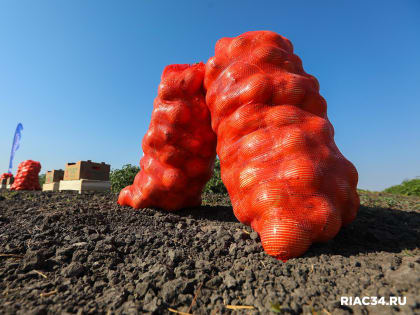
[0,0,419,191]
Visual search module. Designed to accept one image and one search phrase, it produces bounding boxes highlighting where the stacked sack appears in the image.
[118,63,217,210]
[204,31,359,261]
[11,160,42,191]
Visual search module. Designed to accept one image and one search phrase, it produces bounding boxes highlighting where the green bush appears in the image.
[383,178,420,197]
[110,164,140,193]
[110,160,227,195]
[204,159,227,194]
[39,174,46,186]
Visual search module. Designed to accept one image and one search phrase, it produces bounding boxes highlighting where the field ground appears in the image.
[0,190,419,314]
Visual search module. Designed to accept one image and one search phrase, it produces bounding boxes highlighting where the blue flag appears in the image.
[8,123,23,174]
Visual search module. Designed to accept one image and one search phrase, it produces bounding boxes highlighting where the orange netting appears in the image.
[118,63,217,210]
[204,31,359,261]
[118,31,359,261]
[10,160,41,191]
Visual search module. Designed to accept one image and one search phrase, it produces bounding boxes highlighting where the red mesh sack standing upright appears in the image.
[10,160,41,191]
[118,63,217,210]
[204,31,359,261]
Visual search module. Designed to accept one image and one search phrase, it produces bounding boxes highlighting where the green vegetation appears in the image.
[383,178,420,197]
[0,190,18,199]
[358,189,420,211]
[204,159,227,194]
[270,303,283,313]
[109,159,227,195]
[110,164,140,193]
[39,174,46,186]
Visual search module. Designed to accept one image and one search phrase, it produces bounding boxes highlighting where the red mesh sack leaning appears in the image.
[118,62,217,210]
[10,160,42,191]
[204,31,359,261]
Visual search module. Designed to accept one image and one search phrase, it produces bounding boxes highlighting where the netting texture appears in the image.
[204,31,359,261]
[10,160,41,191]
[118,63,217,210]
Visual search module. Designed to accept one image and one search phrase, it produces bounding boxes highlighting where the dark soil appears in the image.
[0,190,419,315]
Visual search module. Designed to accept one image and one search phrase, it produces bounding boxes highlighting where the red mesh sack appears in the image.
[10,160,42,191]
[1,173,13,185]
[118,62,217,210]
[204,31,359,261]
[1,173,13,180]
